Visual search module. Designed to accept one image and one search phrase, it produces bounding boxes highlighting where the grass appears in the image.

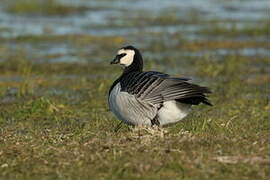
[0,51,269,179]
[201,22,270,37]
[7,0,89,16]
[103,10,201,28]
[0,34,126,63]
[1,3,270,179]
[179,40,270,50]
[8,34,125,46]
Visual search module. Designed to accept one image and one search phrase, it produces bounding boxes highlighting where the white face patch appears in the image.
[117,49,135,67]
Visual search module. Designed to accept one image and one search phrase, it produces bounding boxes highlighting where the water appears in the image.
[0,0,270,62]
[1,0,270,37]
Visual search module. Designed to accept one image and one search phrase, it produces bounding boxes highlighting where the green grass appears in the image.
[0,52,269,179]
[7,0,89,16]
[100,10,201,28]
[7,34,125,47]
[0,6,270,178]
[201,22,270,37]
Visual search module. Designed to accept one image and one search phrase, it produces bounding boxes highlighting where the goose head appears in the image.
[111,45,143,73]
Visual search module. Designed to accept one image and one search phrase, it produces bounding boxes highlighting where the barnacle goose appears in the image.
[108,45,212,126]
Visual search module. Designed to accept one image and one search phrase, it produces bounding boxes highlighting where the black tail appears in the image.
[176,87,212,106]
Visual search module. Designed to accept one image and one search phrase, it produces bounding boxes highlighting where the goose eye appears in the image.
[118,53,126,59]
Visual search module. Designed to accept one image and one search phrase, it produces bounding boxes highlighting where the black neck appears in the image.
[123,49,143,74]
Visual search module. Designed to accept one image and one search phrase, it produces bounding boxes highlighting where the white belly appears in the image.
[157,100,191,126]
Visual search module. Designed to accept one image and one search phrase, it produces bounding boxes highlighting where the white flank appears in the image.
[157,100,191,126]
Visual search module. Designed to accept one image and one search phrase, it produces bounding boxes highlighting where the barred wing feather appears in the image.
[119,71,212,106]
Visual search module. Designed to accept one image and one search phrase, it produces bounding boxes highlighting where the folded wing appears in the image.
[120,71,212,106]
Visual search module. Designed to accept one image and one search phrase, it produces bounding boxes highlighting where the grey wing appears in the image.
[160,80,212,105]
[121,71,212,106]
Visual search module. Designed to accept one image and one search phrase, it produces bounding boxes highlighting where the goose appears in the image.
[108,45,212,126]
